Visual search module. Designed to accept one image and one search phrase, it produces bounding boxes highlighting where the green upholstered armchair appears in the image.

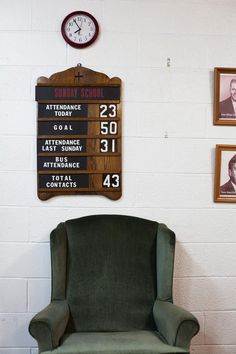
[29,215,199,354]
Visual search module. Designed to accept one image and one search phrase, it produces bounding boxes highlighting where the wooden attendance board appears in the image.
[36,66,122,201]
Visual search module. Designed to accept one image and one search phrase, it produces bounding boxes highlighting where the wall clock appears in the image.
[61,11,99,48]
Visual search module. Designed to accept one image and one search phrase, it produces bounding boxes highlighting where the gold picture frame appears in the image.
[214,144,236,202]
[214,67,236,125]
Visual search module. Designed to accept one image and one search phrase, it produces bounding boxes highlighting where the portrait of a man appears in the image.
[214,68,236,125]
[220,78,236,119]
[220,154,236,195]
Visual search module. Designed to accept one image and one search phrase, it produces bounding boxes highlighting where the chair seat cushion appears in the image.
[43,330,188,354]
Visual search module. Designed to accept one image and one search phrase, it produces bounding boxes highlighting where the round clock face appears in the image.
[61,11,99,48]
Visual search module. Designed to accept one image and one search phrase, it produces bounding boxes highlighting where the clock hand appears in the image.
[73,19,81,30]
[74,28,81,34]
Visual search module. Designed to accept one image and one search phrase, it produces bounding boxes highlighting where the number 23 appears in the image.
[100,104,117,118]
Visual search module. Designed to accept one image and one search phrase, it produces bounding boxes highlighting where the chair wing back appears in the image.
[50,215,175,332]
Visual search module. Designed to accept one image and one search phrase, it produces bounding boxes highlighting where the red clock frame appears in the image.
[61,11,99,49]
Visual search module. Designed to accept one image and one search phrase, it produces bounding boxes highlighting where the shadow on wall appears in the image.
[209,69,214,103]
[173,242,220,353]
[174,242,236,353]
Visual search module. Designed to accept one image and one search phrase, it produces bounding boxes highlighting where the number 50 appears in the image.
[100,121,118,135]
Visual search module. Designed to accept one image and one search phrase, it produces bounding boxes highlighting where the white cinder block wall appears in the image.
[0,0,236,353]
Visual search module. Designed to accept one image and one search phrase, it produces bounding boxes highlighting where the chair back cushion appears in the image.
[64,215,158,332]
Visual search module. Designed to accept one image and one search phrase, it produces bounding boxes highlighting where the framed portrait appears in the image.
[214,145,236,202]
[214,67,236,125]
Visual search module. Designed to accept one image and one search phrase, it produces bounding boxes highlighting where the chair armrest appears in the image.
[29,300,69,353]
[153,300,199,350]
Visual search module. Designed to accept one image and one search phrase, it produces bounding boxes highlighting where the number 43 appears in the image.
[103,174,120,188]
